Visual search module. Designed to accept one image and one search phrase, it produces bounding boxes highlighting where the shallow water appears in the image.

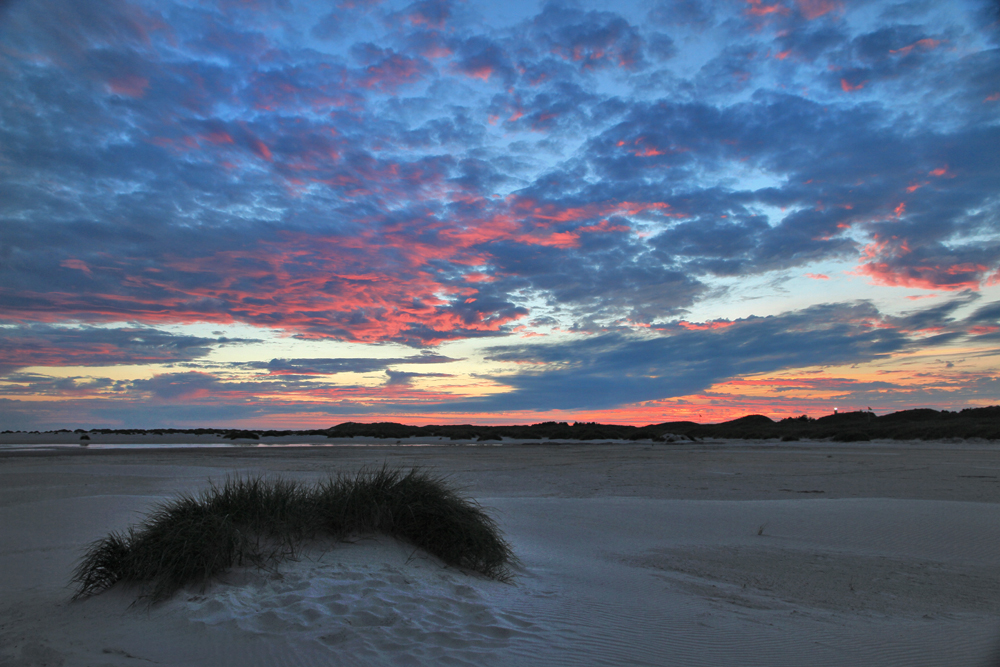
[0,441,469,452]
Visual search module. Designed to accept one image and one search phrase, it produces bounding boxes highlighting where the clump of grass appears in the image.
[72,466,514,603]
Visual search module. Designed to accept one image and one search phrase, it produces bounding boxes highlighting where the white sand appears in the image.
[1,441,999,666]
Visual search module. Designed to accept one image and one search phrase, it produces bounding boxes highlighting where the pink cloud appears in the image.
[746,0,789,16]
[677,320,735,331]
[794,0,842,19]
[61,259,93,275]
[107,75,149,98]
[855,239,989,291]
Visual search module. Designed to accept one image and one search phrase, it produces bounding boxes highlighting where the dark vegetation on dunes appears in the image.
[319,406,1000,441]
[72,467,515,604]
[23,406,1000,442]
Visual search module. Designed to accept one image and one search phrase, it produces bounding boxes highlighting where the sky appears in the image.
[0,0,998,430]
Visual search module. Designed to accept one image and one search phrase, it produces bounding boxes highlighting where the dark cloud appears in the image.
[354,49,433,92]
[0,372,116,397]
[471,302,913,410]
[0,0,152,59]
[647,0,716,29]
[311,11,347,40]
[646,32,678,61]
[531,2,646,71]
[851,25,932,63]
[695,43,763,96]
[400,28,454,59]
[966,299,1000,326]
[239,353,459,376]
[774,25,847,61]
[398,0,453,30]
[464,295,1000,413]
[129,371,232,400]
[0,325,255,376]
[384,369,453,385]
[451,35,516,84]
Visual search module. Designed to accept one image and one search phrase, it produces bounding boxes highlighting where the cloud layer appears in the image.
[0,0,997,426]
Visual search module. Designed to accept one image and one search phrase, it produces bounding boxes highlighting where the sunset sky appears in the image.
[1,0,998,430]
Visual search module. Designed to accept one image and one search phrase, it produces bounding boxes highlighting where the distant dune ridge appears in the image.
[8,405,998,444]
[319,406,1000,442]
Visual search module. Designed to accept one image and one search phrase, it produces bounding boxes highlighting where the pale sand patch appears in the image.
[1,442,998,666]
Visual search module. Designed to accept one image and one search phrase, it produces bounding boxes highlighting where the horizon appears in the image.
[4,404,997,434]
[1,0,999,430]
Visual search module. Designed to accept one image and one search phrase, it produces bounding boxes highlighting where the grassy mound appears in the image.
[72,466,514,603]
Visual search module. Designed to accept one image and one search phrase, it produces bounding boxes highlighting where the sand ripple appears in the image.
[178,536,539,666]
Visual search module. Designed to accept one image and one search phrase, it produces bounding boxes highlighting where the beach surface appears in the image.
[1,439,999,666]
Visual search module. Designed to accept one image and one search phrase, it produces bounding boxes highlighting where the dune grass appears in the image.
[71,466,515,603]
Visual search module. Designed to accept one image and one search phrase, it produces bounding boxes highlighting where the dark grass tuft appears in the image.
[72,466,515,604]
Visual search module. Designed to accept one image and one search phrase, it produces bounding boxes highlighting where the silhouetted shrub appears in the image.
[225,430,259,440]
[780,415,813,423]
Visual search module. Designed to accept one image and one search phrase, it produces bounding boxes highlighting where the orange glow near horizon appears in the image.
[5,332,998,429]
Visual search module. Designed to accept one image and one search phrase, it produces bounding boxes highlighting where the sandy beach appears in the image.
[1,439,999,666]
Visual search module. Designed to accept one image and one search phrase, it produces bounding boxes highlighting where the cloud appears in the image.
[0,372,117,397]
[384,369,453,385]
[129,371,227,400]
[0,0,996,426]
[461,296,999,413]
[646,33,678,61]
[451,35,515,83]
[773,24,846,62]
[352,45,433,92]
[647,0,716,30]
[0,325,254,376]
[392,0,453,30]
[239,353,459,376]
[470,302,915,410]
[794,0,842,21]
[531,2,646,71]
[2,0,995,345]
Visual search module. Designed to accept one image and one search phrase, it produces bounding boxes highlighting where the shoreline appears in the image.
[3,429,998,448]
[4,406,998,446]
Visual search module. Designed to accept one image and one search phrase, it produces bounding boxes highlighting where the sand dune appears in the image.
[1,441,998,666]
[181,538,536,664]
